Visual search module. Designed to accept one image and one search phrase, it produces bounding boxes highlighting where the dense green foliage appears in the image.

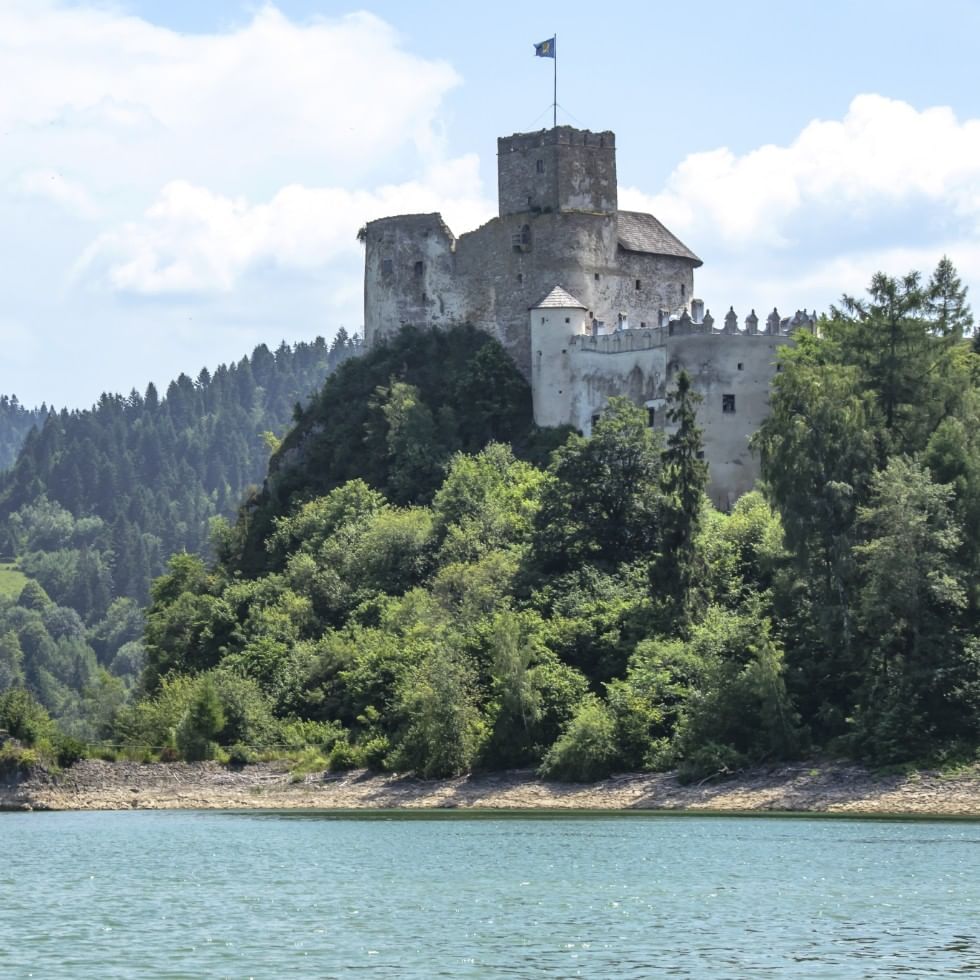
[128,266,980,777]
[0,396,51,475]
[755,260,980,762]
[226,324,541,574]
[123,320,799,777]
[0,572,142,740]
[0,334,359,742]
[0,335,359,611]
[6,262,980,778]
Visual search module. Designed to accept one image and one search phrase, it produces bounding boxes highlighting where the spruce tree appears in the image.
[656,371,708,618]
[927,256,973,340]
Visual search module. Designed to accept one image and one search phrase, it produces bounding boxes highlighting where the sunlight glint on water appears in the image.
[0,810,978,977]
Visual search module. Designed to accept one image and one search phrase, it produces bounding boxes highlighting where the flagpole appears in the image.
[553,34,557,128]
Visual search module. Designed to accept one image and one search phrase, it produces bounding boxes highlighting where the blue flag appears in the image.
[534,37,555,58]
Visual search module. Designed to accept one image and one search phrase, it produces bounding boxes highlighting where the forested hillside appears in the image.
[0,396,51,474]
[123,260,980,777]
[0,332,361,740]
[0,332,361,617]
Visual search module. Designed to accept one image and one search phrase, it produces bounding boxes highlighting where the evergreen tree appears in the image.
[927,256,973,340]
[655,370,709,617]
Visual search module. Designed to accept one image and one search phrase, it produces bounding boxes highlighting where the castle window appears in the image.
[414,261,423,278]
[527,195,533,208]
[722,394,736,414]
[647,407,655,427]
[517,273,523,284]
[737,362,744,371]
[381,259,393,275]
[521,224,532,247]
[635,279,642,290]
[594,273,600,282]
[681,284,686,299]
[640,321,646,329]
[536,159,544,174]
[565,317,570,324]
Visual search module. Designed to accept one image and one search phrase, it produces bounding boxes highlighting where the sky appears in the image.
[3,0,980,408]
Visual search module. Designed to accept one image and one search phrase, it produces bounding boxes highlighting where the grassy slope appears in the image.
[0,562,29,600]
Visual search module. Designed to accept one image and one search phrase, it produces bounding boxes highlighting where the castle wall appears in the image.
[568,335,666,435]
[449,212,693,377]
[497,127,616,216]
[666,332,793,509]
[531,306,587,428]
[363,214,461,347]
[360,124,801,510]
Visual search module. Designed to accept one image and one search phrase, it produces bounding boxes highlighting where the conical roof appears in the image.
[532,285,587,310]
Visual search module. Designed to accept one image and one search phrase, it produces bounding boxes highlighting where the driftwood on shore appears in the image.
[4,760,980,816]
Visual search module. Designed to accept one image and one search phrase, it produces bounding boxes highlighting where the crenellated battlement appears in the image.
[365,121,814,509]
[667,304,818,337]
[497,126,615,154]
[566,303,817,355]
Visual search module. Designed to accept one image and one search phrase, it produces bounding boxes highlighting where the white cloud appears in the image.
[623,95,980,248]
[0,2,480,404]
[621,94,980,316]
[77,154,494,294]
[0,2,461,194]
[2,1,493,296]
[14,169,101,219]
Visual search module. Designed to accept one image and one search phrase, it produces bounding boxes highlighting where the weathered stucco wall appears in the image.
[667,332,794,508]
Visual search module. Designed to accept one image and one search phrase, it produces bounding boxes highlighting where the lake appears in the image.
[0,810,977,977]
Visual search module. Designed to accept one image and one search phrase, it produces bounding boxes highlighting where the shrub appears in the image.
[327,738,358,772]
[175,678,225,761]
[0,742,39,776]
[358,735,391,771]
[0,688,55,747]
[55,735,87,769]
[538,695,619,782]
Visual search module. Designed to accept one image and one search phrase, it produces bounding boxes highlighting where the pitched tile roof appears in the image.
[533,285,587,309]
[617,210,702,266]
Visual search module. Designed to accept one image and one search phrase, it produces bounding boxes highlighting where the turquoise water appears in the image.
[0,810,978,977]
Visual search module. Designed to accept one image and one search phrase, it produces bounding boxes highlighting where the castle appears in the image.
[362,125,815,509]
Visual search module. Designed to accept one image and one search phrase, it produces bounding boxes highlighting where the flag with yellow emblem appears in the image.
[534,37,555,58]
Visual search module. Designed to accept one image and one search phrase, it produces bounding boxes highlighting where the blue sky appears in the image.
[4,0,980,407]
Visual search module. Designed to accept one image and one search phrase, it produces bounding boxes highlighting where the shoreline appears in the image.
[5,759,980,816]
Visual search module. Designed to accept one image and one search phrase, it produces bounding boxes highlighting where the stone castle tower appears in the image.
[362,125,814,508]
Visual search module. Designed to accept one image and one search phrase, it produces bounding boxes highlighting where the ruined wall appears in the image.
[363,214,462,347]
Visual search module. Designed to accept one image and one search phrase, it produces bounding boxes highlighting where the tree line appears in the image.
[109,259,980,778]
[5,259,980,780]
[0,332,360,743]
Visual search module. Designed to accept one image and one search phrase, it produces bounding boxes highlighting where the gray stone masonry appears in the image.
[361,123,813,507]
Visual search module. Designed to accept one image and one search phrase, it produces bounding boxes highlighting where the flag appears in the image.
[534,37,555,58]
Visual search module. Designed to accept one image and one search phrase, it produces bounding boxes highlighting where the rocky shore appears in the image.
[4,759,980,815]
